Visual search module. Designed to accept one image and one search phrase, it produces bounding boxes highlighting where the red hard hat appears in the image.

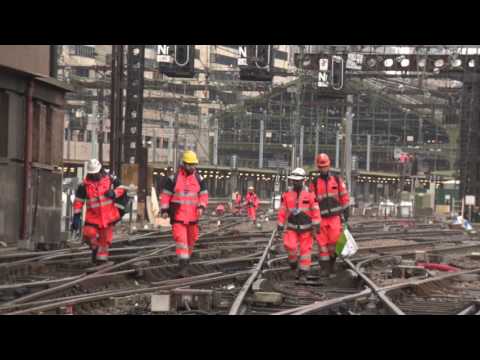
[316,153,331,168]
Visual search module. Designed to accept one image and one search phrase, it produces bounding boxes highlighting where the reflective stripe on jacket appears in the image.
[159,167,209,224]
[277,188,321,231]
[73,174,125,228]
[309,175,349,217]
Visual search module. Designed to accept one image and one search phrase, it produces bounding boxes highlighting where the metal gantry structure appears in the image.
[62,45,480,207]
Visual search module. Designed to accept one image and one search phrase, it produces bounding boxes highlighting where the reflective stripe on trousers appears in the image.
[172,223,199,260]
[299,254,311,271]
[288,252,298,263]
[287,223,312,230]
[327,244,336,256]
[283,230,313,269]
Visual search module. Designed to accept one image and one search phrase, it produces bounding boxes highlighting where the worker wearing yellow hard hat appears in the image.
[159,150,208,277]
[182,150,199,165]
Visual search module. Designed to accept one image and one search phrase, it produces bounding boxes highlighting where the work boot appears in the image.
[289,262,298,271]
[177,258,190,278]
[91,248,98,263]
[297,270,309,282]
[319,261,331,278]
[329,254,337,278]
[96,246,109,262]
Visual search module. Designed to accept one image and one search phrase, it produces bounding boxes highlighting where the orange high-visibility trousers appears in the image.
[316,215,342,261]
[283,230,313,271]
[247,207,256,221]
[172,223,199,260]
[83,225,113,260]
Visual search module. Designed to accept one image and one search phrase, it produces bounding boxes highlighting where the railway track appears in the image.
[0,217,275,315]
[2,215,479,315]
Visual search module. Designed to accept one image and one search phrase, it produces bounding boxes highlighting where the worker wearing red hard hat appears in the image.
[309,153,350,277]
[277,168,321,281]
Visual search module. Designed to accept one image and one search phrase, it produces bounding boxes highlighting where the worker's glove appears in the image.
[342,208,349,224]
[161,210,170,219]
[313,224,320,234]
[197,206,205,218]
[105,189,116,200]
[277,225,284,234]
[71,213,81,232]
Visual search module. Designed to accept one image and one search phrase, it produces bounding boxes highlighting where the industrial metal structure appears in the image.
[4,45,480,317]
[0,46,71,249]
[56,45,480,219]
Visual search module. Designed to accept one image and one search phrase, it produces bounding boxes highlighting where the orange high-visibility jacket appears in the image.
[160,167,208,224]
[234,194,242,206]
[73,175,125,228]
[309,174,349,217]
[277,188,321,231]
[245,192,259,209]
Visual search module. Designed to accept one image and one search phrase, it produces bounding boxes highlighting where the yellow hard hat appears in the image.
[182,150,199,165]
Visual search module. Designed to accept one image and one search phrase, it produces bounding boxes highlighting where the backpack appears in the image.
[312,174,341,199]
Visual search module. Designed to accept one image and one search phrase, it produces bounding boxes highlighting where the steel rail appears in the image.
[5,270,253,315]
[228,229,277,315]
[271,288,373,315]
[1,219,252,307]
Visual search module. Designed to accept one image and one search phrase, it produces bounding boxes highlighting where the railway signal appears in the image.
[157,45,195,78]
[238,45,274,81]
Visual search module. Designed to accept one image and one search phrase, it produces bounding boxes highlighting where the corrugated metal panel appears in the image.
[7,91,25,161]
[47,106,64,166]
[32,102,47,163]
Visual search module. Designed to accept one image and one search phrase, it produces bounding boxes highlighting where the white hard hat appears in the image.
[248,186,254,190]
[288,167,306,181]
[87,159,102,174]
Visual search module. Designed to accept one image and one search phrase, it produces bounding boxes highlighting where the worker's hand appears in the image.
[197,207,204,218]
[313,224,320,234]
[277,225,284,233]
[161,212,169,219]
[71,214,81,232]
[105,189,116,200]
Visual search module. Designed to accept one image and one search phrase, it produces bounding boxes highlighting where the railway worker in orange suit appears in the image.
[215,203,225,216]
[71,159,126,263]
[277,168,321,282]
[159,151,208,277]
[233,191,242,215]
[309,153,350,277]
[245,186,259,224]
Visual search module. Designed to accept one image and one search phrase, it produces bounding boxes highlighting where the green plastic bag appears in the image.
[335,224,358,257]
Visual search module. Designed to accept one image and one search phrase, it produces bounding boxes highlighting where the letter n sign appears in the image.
[157,45,173,63]
[318,58,329,87]
[238,46,248,66]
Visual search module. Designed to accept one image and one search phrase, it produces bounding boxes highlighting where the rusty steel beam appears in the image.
[20,79,34,243]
